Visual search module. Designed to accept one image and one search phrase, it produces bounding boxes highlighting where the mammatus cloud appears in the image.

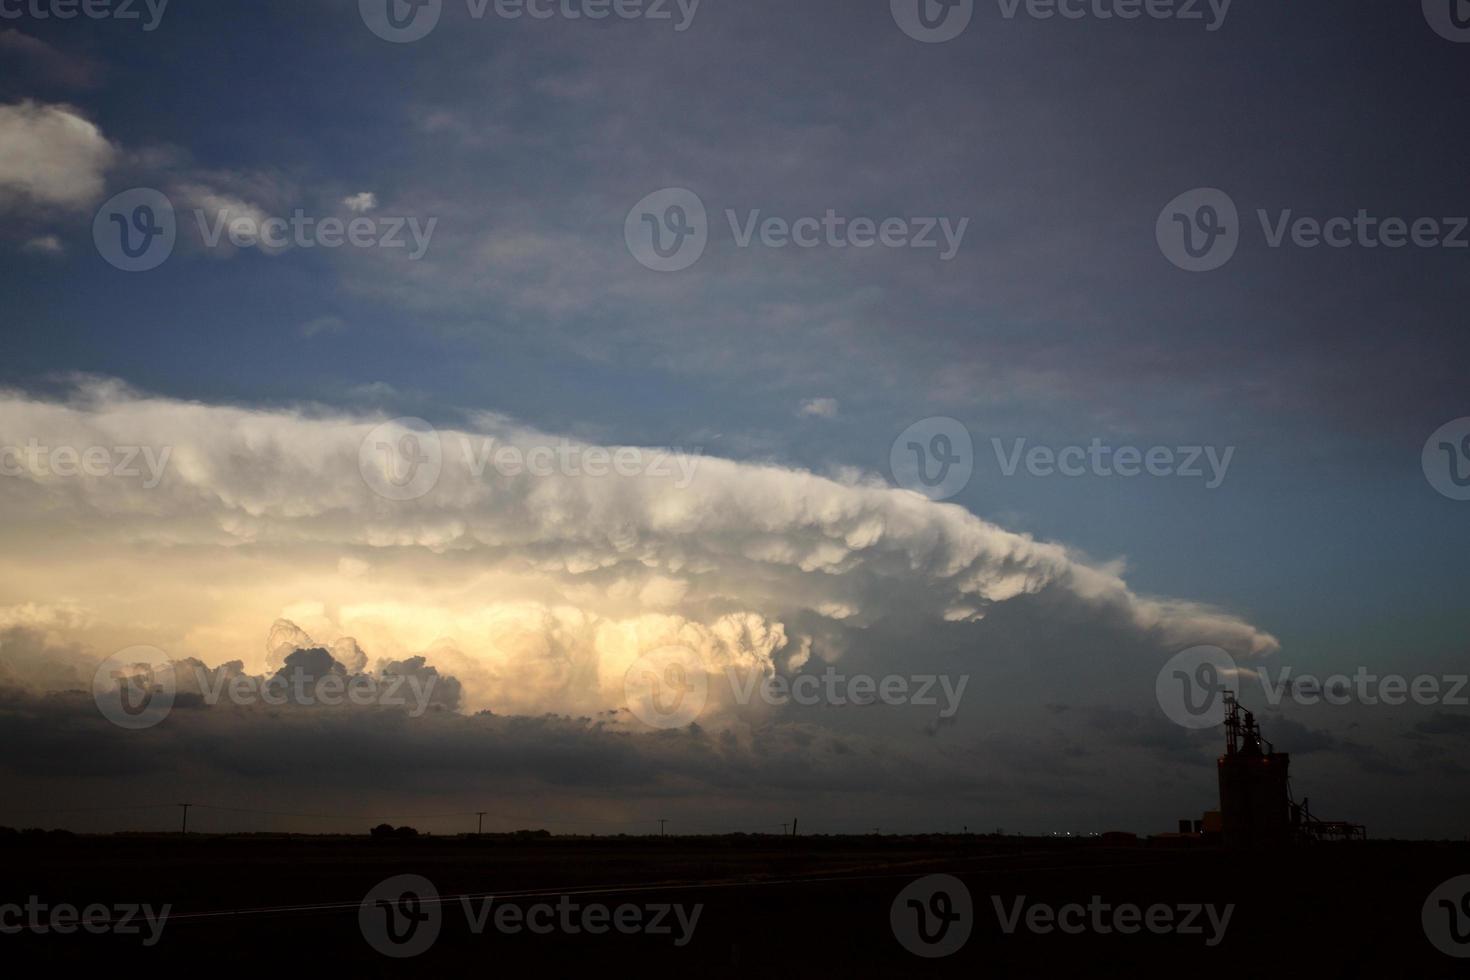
[7,385,1469,836]
[0,380,1277,721]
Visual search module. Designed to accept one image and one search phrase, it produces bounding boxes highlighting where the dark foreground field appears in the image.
[2,834,1466,975]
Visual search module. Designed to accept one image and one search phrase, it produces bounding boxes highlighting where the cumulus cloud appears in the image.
[798,398,839,419]
[299,314,348,338]
[0,380,1303,835]
[22,234,63,255]
[0,101,114,210]
[172,182,286,256]
[342,192,378,213]
[0,380,1279,727]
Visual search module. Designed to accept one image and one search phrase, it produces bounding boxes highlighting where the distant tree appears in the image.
[370,823,395,838]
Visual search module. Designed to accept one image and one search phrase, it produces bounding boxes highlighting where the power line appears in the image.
[0,801,800,836]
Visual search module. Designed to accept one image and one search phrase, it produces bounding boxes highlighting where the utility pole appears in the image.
[476,811,486,836]
[781,823,789,837]
[178,803,191,836]
[658,819,667,837]
[791,818,797,837]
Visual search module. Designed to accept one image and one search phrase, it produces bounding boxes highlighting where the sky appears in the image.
[0,0,1468,838]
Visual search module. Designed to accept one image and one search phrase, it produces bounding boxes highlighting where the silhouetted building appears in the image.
[1217,694,1292,847]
